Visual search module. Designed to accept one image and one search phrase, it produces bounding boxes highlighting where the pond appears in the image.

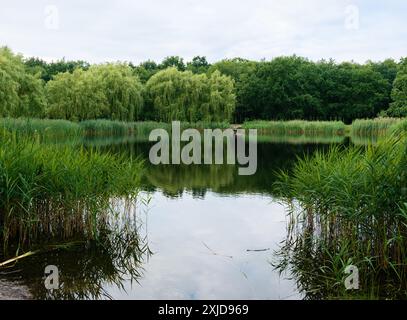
[0,135,351,299]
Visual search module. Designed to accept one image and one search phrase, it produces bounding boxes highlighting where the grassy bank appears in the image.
[0,133,143,252]
[243,120,346,136]
[0,118,231,139]
[3,117,406,140]
[351,118,403,137]
[0,118,82,138]
[274,127,407,298]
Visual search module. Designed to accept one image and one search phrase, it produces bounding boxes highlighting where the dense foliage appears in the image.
[145,67,235,122]
[210,56,393,123]
[382,59,407,117]
[1,46,407,123]
[0,47,46,117]
[274,124,407,298]
[46,63,144,121]
[25,57,90,82]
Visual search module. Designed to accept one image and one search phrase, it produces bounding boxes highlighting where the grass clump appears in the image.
[243,120,346,136]
[351,117,403,137]
[79,119,136,136]
[0,133,143,252]
[274,129,407,299]
[0,118,231,141]
[0,118,82,138]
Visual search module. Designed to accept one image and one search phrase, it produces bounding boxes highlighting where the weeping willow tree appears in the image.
[46,63,144,121]
[145,67,235,122]
[46,68,108,120]
[90,64,144,121]
[207,70,236,122]
[0,47,46,117]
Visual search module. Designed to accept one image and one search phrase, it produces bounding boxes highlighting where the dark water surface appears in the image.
[0,135,346,299]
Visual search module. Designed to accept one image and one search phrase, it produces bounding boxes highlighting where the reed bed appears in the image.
[79,119,135,136]
[351,117,403,137]
[0,118,83,138]
[243,120,346,136]
[274,129,407,298]
[0,118,231,141]
[9,201,151,299]
[391,119,407,135]
[0,133,143,252]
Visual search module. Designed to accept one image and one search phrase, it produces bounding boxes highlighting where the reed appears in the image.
[0,118,231,141]
[351,117,403,137]
[274,129,407,298]
[0,133,143,252]
[243,120,346,136]
[0,118,82,138]
[79,119,136,136]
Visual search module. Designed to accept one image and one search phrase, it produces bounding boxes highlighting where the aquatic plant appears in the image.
[0,118,82,138]
[274,129,407,298]
[3,201,151,300]
[0,133,143,252]
[243,120,346,136]
[351,117,403,137]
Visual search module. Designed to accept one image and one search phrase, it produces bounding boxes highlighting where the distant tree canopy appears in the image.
[145,67,235,122]
[131,55,211,83]
[186,56,210,74]
[0,46,405,123]
[382,58,407,117]
[46,63,144,121]
[25,57,90,82]
[210,56,391,123]
[0,47,46,117]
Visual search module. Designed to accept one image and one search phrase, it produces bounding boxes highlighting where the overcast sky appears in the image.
[0,0,406,64]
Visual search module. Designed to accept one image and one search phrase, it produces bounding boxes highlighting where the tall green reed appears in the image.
[0,132,143,253]
[243,120,346,136]
[274,128,407,298]
[351,118,403,137]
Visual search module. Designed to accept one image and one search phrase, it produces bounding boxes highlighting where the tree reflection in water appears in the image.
[1,199,151,300]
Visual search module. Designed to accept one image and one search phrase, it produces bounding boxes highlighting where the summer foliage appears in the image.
[46,64,144,121]
[0,47,46,118]
[145,68,235,122]
[382,59,407,117]
[1,46,407,123]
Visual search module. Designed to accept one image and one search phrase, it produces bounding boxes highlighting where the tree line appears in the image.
[1,46,406,123]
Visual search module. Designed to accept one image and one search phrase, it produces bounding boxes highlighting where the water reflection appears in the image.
[92,139,332,197]
[105,192,301,299]
[1,133,347,299]
[1,202,150,299]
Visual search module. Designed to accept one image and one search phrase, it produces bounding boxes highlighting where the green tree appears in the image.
[207,70,235,122]
[145,67,235,122]
[317,61,389,122]
[209,58,256,122]
[160,56,186,71]
[0,47,46,117]
[46,63,143,121]
[131,60,160,83]
[90,64,144,121]
[186,56,210,74]
[384,60,407,117]
[25,57,89,82]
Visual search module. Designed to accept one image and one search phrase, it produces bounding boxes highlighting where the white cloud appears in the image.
[0,0,405,63]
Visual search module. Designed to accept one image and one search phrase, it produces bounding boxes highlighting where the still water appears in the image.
[0,136,347,299]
